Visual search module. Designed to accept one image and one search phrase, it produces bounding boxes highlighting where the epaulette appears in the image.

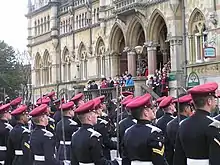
[146,124,161,133]
[48,117,55,123]
[87,128,101,138]
[132,119,137,123]
[68,119,78,126]
[209,120,220,129]
[102,112,108,117]
[4,123,13,131]
[99,118,108,125]
[22,126,30,134]
[42,129,54,138]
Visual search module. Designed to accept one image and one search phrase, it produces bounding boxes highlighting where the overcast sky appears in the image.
[0,1,28,51]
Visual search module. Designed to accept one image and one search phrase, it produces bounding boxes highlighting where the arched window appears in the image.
[66,20,68,33]
[76,16,78,29]
[85,12,87,26]
[97,8,99,21]
[79,15,81,28]
[42,50,51,84]
[82,13,84,27]
[189,9,207,63]
[78,43,87,80]
[41,18,44,34]
[60,22,63,34]
[62,47,71,81]
[47,16,50,31]
[34,21,37,36]
[44,17,47,32]
[95,37,105,77]
[35,53,42,86]
[37,19,40,35]
[94,9,96,23]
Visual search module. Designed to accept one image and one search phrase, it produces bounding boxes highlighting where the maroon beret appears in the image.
[29,104,48,117]
[36,97,51,105]
[122,91,134,97]
[159,96,173,108]
[75,100,95,114]
[46,91,56,98]
[10,97,22,106]
[156,96,166,103]
[173,95,192,104]
[71,93,84,102]
[11,105,28,116]
[93,98,101,110]
[126,94,151,110]
[59,101,75,111]
[0,103,11,114]
[121,95,133,105]
[188,82,218,95]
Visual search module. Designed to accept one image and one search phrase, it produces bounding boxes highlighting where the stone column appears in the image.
[162,49,168,64]
[110,53,119,78]
[147,45,157,77]
[133,77,147,96]
[127,50,137,76]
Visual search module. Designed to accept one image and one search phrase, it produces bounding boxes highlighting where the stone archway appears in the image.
[109,24,127,75]
[95,37,105,77]
[147,10,170,76]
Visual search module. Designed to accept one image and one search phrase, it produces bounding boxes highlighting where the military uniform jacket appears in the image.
[47,117,56,135]
[56,116,79,161]
[0,119,13,165]
[156,112,174,135]
[5,123,32,165]
[123,120,167,165]
[71,124,119,165]
[30,125,63,165]
[166,115,187,165]
[174,109,220,165]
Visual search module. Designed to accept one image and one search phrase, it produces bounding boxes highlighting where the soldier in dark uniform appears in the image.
[0,104,12,165]
[10,97,22,127]
[29,104,69,165]
[166,94,192,165]
[70,93,85,126]
[155,96,166,119]
[93,97,117,160]
[5,105,32,165]
[174,82,220,165]
[71,99,119,165]
[53,98,64,125]
[123,94,167,165]
[156,96,175,134]
[56,101,79,163]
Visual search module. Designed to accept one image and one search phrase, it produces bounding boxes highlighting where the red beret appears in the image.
[71,93,84,102]
[122,91,134,97]
[29,104,48,117]
[75,100,95,114]
[188,82,218,95]
[47,91,56,98]
[59,101,75,111]
[97,95,105,102]
[10,97,22,106]
[126,94,151,110]
[93,98,101,110]
[156,96,166,103]
[0,103,11,114]
[173,95,192,104]
[121,95,133,105]
[159,96,173,108]
[36,97,51,105]
[11,105,28,116]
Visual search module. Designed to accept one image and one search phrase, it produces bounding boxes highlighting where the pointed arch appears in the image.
[62,46,70,62]
[42,49,51,84]
[78,42,87,80]
[126,16,146,47]
[78,42,86,60]
[35,52,42,86]
[35,52,41,69]
[43,49,50,66]
[109,22,126,52]
[147,9,167,42]
[95,36,105,56]
[62,46,71,82]
[188,8,205,34]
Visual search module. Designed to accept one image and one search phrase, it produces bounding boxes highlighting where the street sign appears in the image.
[204,47,216,58]
[187,72,200,88]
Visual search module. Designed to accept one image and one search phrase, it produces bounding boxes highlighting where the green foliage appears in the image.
[0,40,30,99]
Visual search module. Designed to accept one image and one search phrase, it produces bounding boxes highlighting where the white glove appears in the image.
[114,157,122,165]
[63,160,71,165]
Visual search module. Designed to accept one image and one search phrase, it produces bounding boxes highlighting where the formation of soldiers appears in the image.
[0,82,220,165]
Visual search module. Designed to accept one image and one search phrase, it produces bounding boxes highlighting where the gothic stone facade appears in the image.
[27,0,220,99]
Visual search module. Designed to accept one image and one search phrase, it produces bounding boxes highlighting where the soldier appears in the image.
[156,96,175,134]
[93,97,117,160]
[0,104,12,165]
[71,100,119,165]
[123,94,167,165]
[166,94,192,165]
[10,97,22,127]
[5,105,32,165]
[29,104,69,165]
[174,82,220,165]
[56,101,79,163]
[53,98,65,125]
[155,96,166,119]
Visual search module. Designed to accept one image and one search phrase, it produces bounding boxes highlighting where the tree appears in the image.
[0,40,31,101]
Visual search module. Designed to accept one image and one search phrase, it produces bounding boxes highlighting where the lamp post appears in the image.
[135,46,144,76]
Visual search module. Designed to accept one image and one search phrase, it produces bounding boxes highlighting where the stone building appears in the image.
[26,0,220,99]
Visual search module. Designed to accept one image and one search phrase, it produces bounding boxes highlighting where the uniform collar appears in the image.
[35,125,46,129]
[0,119,8,123]
[137,119,151,125]
[178,114,188,120]
[81,124,93,129]
[165,112,173,116]
[196,109,210,116]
